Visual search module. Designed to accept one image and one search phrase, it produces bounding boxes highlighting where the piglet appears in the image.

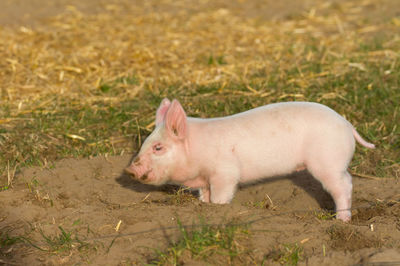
[125,98,375,221]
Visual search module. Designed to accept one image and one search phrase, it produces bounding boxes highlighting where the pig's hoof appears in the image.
[336,211,351,222]
[199,198,210,203]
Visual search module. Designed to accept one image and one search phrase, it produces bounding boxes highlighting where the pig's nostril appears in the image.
[141,174,148,181]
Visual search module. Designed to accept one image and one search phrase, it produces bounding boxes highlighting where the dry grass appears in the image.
[1,1,398,105]
[0,0,399,186]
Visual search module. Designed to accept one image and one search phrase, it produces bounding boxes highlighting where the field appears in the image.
[1,0,400,265]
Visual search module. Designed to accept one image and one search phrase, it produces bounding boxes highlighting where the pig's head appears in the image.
[125,98,189,185]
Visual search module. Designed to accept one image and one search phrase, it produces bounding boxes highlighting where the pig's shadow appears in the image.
[116,170,334,211]
[239,171,335,211]
[115,172,196,195]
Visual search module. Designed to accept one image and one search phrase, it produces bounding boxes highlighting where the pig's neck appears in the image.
[184,117,220,176]
[167,118,212,187]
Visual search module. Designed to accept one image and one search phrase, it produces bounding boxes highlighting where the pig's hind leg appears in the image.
[305,128,355,222]
[307,164,353,222]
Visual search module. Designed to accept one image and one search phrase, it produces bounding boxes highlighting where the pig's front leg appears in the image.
[199,186,210,203]
[209,168,240,204]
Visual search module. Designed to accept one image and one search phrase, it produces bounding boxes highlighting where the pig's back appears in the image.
[191,102,353,182]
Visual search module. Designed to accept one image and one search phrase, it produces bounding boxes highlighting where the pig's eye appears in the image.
[153,143,163,152]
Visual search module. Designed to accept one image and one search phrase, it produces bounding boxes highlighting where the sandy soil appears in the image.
[1,155,399,264]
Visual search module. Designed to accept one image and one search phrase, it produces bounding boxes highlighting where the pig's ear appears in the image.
[155,98,171,126]
[165,99,187,140]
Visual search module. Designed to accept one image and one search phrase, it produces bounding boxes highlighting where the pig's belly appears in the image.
[235,138,304,182]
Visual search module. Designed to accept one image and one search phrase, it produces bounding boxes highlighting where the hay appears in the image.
[0,0,399,182]
[0,0,398,115]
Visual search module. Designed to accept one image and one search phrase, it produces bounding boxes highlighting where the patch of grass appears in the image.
[26,177,40,192]
[207,54,227,65]
[99,74,139,94]
[264,243,303,266]
[0,231,22,250]
[2,59,400,186]
[36,226,90,254]
[314,210,335,221]
[245,200,269,209]
[0,185,10,191]
[359,38,384,52]
[168,187,197,205]
[1,56,399,187]
[1,0,399,188]
[244,194,275,209]
[0,99,147,185]
[149,218,251,265]
[0,229,25,261]
[24,177,55,207]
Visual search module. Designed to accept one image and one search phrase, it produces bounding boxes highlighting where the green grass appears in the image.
[99,74,139,94]
[37,226,89,254]
[0,229,25,261]
[0,221,100,262]
[207,54,227,65]
[1,226,90,259]
[244,194,275,209]
[0,98,148,188]
[149,218,250,265]
[19,223,97,258]
[0,231,22,251]
[0,3,398,187]
[1,53,399,187]
[314,210,335,221]
[264,243,303,266]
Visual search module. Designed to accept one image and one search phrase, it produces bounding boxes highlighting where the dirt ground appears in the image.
[1,0,400,265]
[1,155,400,265]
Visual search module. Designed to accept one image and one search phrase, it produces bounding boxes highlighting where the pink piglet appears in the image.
[126,98,375,222]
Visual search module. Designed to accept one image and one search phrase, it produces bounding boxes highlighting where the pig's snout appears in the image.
[125,157,151,182]
[125,164,138,179]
